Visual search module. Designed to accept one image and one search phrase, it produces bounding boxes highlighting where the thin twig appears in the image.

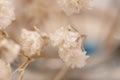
[18,59,31,80]
[54,64,69,80]
[18,70,24,80]
[12,58,30,75]
[12,58,31,80]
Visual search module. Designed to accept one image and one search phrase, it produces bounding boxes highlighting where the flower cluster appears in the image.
[50,25,89,68]
[0,0,15,28]
[0,39,20,63]
[0,0,16,79]
[57,0,91,15]
[19,28,49,57]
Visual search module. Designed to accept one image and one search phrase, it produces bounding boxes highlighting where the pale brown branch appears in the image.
[54,64,69,80]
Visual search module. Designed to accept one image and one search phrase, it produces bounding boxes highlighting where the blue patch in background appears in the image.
[84,40,99,55]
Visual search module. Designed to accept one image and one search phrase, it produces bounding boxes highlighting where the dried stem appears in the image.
[12,53,59,80]
[18,70,24,80]
[54,64,69,80]
[12,57,32,80]
[17,58,31,80]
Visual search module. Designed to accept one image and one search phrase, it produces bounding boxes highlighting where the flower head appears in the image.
[0,39,20,63]
[19,28,48,57]
[50,25,89,68]
[59,48,89,68]
[0,0,15,28]
[57,0,91,15]
[50,25,82,49]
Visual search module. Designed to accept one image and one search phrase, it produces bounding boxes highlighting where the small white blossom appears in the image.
[0,59,11,80]
[0,39,20,63]
[59,48,89,68]
[50,25,89,68]
[0,0,15,28]
[50,25,82,49]
[50,27,65,47]
[19,29,48,57]
[57,0,91,15]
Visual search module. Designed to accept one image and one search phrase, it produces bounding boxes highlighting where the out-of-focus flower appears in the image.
[0,59,11,80]
[19,28,49,57]
[57,0,91,15]
[50,25,89,68]
[0,0,15,28]
[0,39,20,63]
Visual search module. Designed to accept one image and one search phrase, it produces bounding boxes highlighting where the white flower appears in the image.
[57,0,91,15]
[0,0,15,28]
[50,25,82,48]
[19,29,48,57]
[50,25,89,68]
[0,39,20,63]
[0,59,11,80]
[59,48,89,68]
[50,27,65,47]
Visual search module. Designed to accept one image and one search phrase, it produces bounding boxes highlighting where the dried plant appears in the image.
[0,0,92,80]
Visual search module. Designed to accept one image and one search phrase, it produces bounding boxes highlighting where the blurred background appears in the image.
[7,0,120,80]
